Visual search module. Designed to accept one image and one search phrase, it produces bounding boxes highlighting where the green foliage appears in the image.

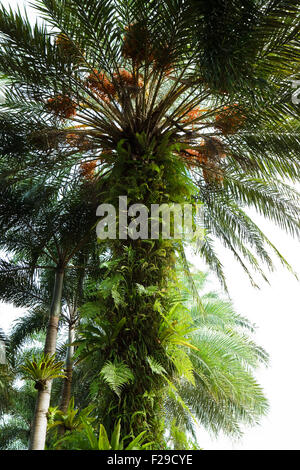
[9,308,48,353]
[46,397,95,449]
[21,353,66,390]
[0,364,13,414]
[100,361,134,397]
[0,0,298,287]
[0,0,297,451]
[76,255,269,443]
[74,316,128,361]
[51,418,152,450]
[161,268,269,438]
[0,377,36,449]
[146,356,167,376]
[168,419,199,450]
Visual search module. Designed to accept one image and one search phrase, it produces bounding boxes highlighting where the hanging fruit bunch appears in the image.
[208,137,227,160]
[202,164,224,184]
[122,22,174,75]
[79,160,97,180]
[181,108,208,129]
[182,138,226,185]
[56,33,83,63]
[113,69,143,96]
[65,133,92,151]
[122,22,154,64]
[215,104,245,135]
[182,144,210,166]
[202,138,226,184]
[46,95,77,119]
[182,108,203,122]
[152,42,174,76]
[85,70,116,103]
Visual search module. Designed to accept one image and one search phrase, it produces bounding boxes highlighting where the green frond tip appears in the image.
[100,360,134,397]
[146,356,167,375]
[20,353,66,391]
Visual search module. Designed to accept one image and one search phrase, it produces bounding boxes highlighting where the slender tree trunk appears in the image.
[29,268,64,450]
[60,322,75,413]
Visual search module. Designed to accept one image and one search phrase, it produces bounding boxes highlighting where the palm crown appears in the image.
[1,0,300,287]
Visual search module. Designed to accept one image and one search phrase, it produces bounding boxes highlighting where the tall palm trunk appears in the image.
[29,268,64,450]
[60,321,75,413]
[98,140,187,444]
[60,269,83,415]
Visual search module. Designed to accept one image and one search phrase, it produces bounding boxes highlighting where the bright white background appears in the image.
[0,0,299,450]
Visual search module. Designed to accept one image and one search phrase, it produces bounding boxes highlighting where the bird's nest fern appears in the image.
[20,353,66,391]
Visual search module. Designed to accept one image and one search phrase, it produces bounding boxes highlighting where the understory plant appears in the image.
[49,418,153,450]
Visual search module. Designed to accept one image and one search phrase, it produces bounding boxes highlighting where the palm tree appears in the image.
[0,372,37,449]
[0,327,12,416]
[7,253,103,421]
[0,332,36,450]
[66,268,268,448]
[5,266,82,412]
[0,0,299,446]
[0,1,299,284]
[0,343,48,450]
[0,178,99,448]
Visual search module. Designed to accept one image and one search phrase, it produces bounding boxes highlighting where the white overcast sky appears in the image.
[0,0,300,450]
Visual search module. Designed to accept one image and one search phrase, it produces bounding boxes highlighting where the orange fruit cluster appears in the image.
[182,138,226,185]
[79,161,97,179]
[182,108,204,125]
[122,23,154,64]
[215,105,245,135]
[65,133,79,145]
[183,147,209,166]
[113,69,143,90]
[122,23,173,75]
[187,108,202,120]
[66,133,91,151]
[85,70,116,102]
[85,69,144,102]
[47,95,77,119]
